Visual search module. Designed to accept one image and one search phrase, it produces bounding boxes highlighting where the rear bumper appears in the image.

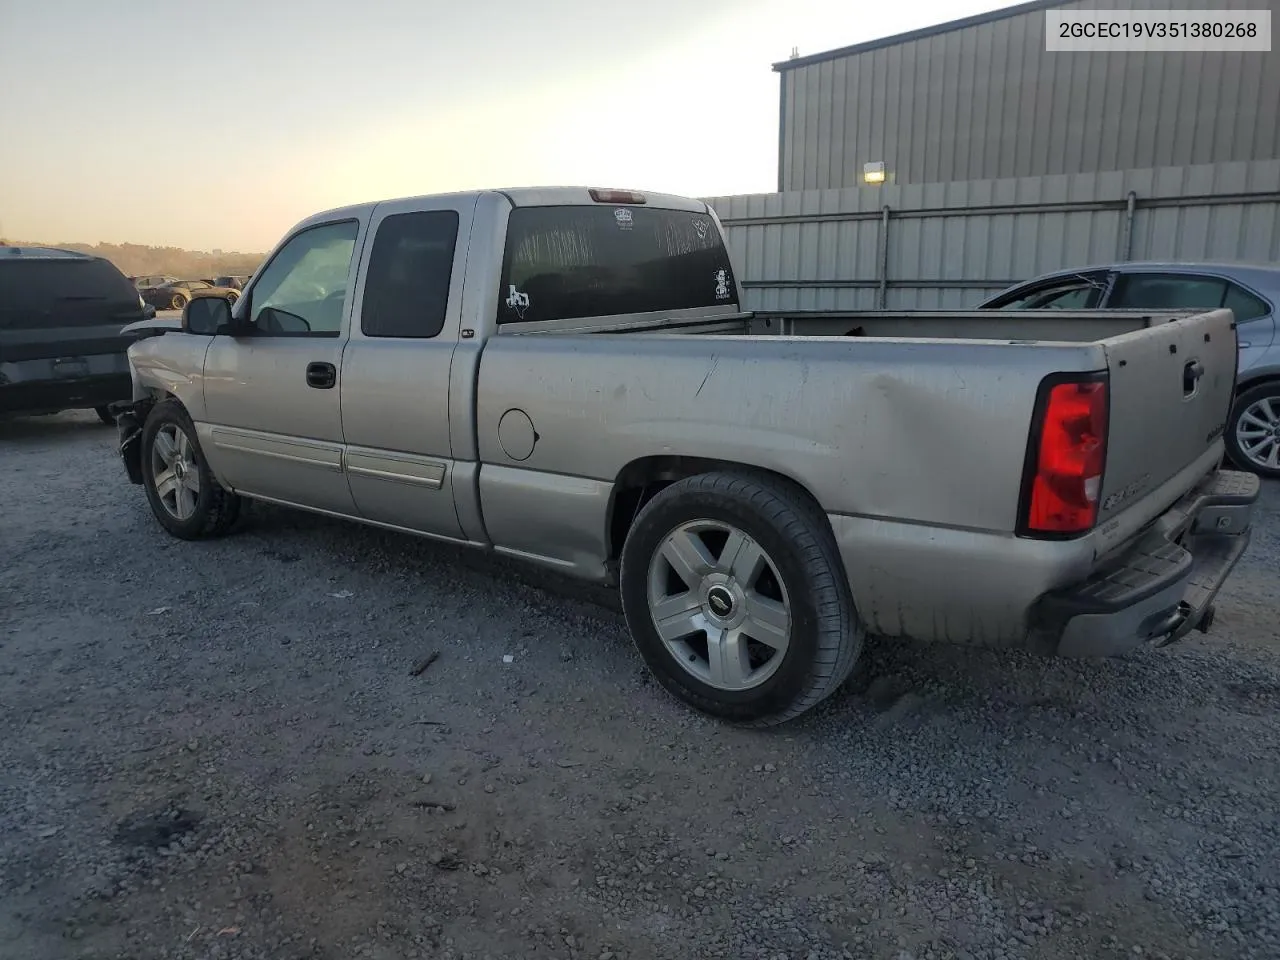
[1035,469,1260,656]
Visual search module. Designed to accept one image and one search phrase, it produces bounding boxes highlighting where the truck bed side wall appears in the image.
[474,333,1107,638]
[476,333,1104,530]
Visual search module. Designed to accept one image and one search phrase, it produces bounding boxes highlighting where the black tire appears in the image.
[94,406,115,425]
[140,399,241,540]
[170,293,188,311]
[619,471,862,726]
[1225,382,1280,479]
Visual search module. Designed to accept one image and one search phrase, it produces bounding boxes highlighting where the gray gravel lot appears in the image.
[2,411,1278,960]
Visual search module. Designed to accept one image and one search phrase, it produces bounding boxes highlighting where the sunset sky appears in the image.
[0,0,1008,252]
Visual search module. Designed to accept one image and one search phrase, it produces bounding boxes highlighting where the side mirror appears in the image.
[182,296,231,336]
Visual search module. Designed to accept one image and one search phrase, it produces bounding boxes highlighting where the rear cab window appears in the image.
[497,204,737,325]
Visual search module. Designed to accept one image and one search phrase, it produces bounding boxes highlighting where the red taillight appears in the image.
[1023,379,1108,535]
[589,188,647,204]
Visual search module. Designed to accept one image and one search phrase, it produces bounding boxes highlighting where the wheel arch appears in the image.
[116,391,177,485]
[1235,371,1280,396]
[138,397,242,539]
[132,384,179,408]
[606,455,840,568]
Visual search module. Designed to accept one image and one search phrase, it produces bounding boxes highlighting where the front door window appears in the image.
[246,221,359,337]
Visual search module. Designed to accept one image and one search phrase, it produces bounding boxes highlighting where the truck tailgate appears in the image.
[1097,307,1237,523]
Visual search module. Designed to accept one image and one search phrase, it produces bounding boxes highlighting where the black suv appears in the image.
[0,246,146,423]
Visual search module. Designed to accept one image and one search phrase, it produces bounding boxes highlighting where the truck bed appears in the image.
[477,306,1239,646]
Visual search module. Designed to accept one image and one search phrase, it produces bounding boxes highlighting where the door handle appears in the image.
[306,361,337,389]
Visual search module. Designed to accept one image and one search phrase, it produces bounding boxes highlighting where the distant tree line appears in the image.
[0,238,264,280]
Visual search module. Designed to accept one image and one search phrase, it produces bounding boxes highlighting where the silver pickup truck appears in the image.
[111,186,1260,726]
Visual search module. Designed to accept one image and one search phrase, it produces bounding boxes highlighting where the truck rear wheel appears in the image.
[619,471,863,726]
[141,399,241,540]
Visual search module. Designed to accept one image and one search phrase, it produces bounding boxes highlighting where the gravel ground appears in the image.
[2,411,1278,960]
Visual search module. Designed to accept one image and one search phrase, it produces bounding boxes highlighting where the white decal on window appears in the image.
[614,208,633,230]
[692,218,709,241]
[714,269,730,300]
[506,285,530,319]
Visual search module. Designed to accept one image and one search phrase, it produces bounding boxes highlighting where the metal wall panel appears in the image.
[778,0,1280,192]
[704,160,1280,312]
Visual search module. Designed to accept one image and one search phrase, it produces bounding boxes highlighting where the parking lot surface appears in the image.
[2,412,1278,960]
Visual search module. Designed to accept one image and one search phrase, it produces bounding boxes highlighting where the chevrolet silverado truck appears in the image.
[109,187,1260,726]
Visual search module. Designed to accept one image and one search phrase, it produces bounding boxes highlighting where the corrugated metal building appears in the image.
[705,159,1280,310]
[777,0,1280,192]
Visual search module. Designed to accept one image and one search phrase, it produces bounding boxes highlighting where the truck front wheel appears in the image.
[141,400,242,540]
[619,471,863,726]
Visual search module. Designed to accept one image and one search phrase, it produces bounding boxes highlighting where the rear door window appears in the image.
[497,205,737,325]
[360,210,459,339]
[1108,273,1228,310]
[1222,283,1271,322]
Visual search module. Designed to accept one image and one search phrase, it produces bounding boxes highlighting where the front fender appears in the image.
[126,333,211,418]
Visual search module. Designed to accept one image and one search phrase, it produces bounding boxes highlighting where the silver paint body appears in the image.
[124,187,1241,651]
